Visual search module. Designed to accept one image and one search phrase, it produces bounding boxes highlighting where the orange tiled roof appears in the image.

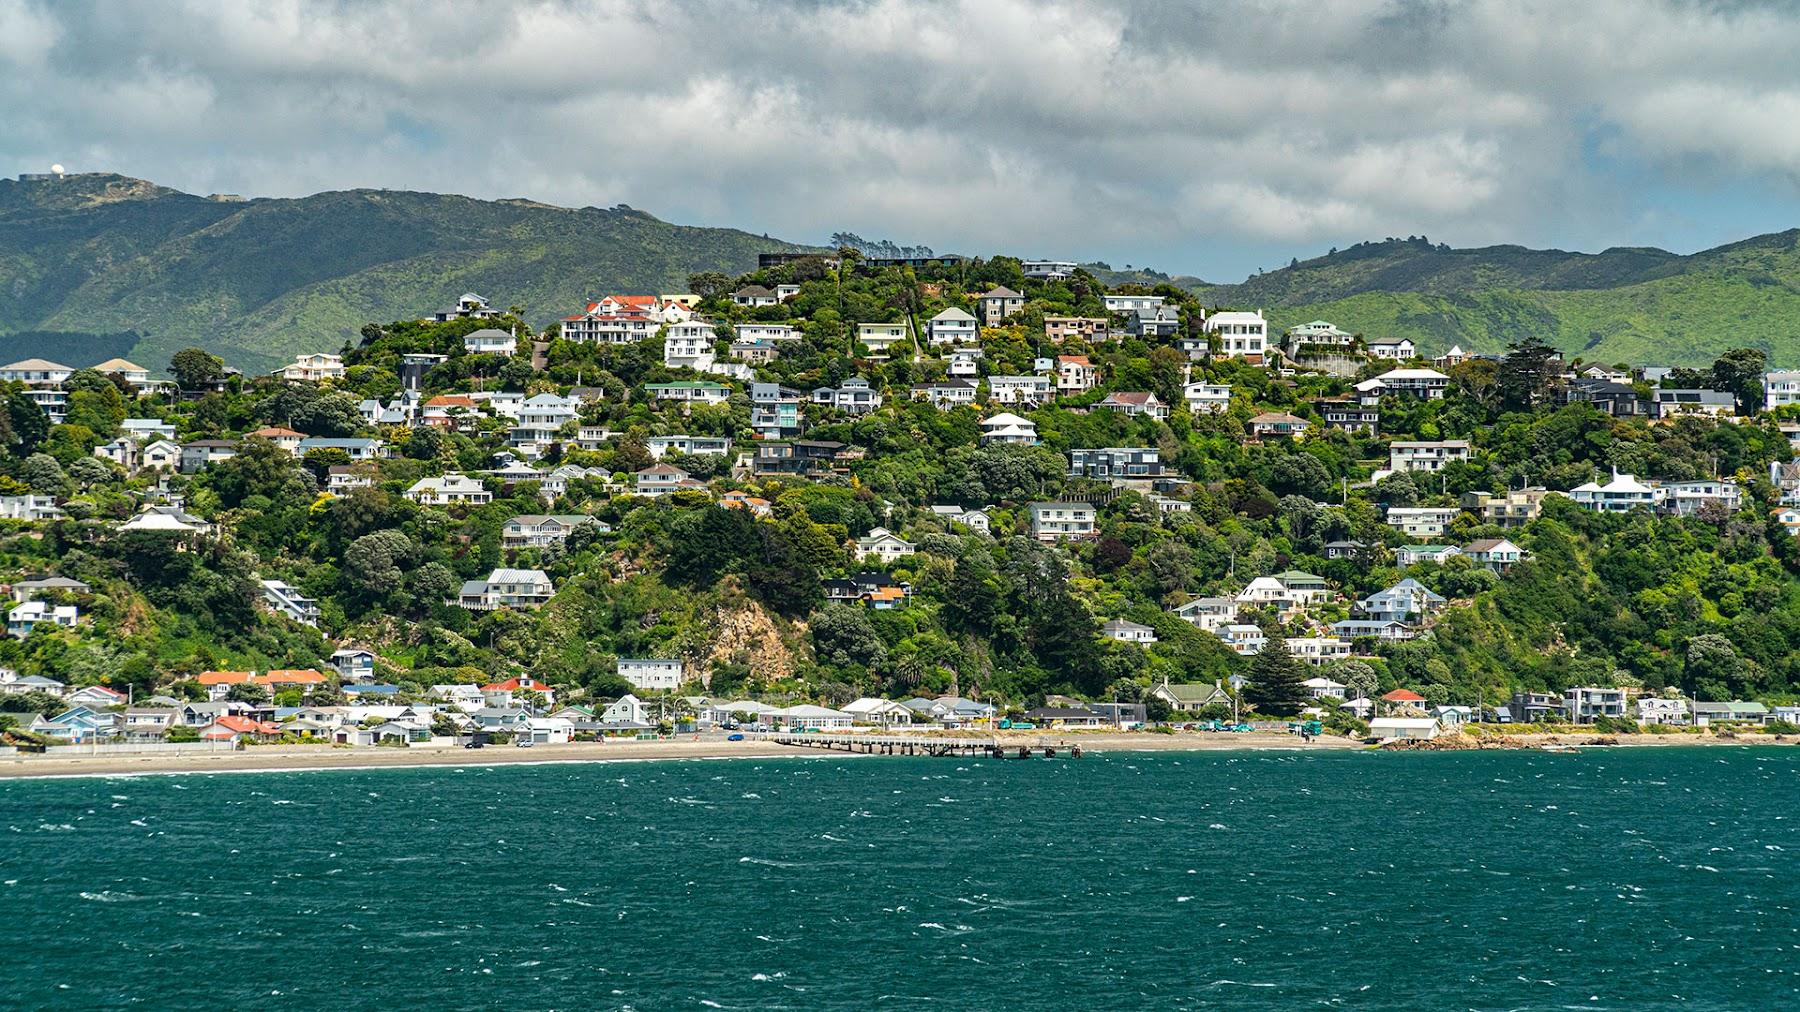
[197,671,253,686]
[253,669,326,686]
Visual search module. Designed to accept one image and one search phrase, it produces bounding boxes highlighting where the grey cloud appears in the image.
[4,0,1800,279]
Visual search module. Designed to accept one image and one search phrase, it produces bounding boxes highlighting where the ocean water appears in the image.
[2,748,1797,1009]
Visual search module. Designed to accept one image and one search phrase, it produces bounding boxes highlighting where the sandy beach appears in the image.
[0,731,1352,779]
[3,727,1791,780]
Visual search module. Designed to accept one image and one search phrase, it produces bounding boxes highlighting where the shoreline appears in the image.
[0,729,1790,781]
[0,732,1349,780]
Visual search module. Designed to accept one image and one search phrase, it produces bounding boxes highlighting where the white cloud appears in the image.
[5,0,1800,278]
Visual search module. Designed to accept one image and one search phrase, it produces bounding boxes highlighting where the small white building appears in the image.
[1370,716,1440,741]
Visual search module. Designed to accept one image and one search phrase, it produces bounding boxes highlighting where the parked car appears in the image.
[516,736,534,748]
[726,733,745,741]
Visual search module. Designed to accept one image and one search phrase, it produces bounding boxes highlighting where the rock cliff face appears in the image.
[707,600,795,686]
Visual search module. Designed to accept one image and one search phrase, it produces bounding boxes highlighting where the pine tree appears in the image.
[1244,636,1309,717]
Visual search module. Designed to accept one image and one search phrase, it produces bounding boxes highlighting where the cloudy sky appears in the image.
[6,0,1800,280]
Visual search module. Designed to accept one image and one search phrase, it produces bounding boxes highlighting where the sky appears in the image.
[7,0,1800,282]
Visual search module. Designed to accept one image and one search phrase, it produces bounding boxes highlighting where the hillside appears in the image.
[0,173,822,374]
[1196,233,1800,365]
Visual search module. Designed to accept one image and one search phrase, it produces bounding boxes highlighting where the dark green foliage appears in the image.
[1244,637,1308,717]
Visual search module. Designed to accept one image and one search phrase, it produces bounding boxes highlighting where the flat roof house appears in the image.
[618,658,684,691]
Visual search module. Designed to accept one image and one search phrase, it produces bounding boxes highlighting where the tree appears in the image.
[170,348,225,391]
[404,424,446,461]
[226,683,269,703]
[1499,335,1561,410]
[1684,633,1756,700]
[6,391,48,455]
[498,358,536,391]
[19,453,66,495]
[687,272,733,299]
[344,530,416,595]
[1332,660,1378,700]
[1709,348,1767,414]
[1243,637,1308,717]
[810,606,887,669]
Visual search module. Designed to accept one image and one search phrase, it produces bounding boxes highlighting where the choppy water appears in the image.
[2,748,1797,1008]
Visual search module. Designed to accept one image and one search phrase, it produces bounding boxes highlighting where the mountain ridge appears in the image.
[5,172,1800,369]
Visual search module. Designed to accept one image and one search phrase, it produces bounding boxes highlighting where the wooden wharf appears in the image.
[758,732,1082,759]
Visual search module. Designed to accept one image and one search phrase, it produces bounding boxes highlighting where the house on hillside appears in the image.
[457,569,554,610]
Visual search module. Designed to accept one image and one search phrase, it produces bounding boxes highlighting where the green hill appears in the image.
[0,173,821,373]
[8,171,1800,370]
[1195,233,1800,365]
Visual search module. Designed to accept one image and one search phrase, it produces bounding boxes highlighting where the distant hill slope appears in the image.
[1195,233,1800,365]
[0,173,821,373]
[8,173,1800,370]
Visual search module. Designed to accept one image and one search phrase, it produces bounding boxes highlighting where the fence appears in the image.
[42,742,238,757]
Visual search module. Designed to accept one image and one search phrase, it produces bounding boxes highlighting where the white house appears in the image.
[1286,636,1351,666]
[930,505,992,533]
[7,599,76,638]
[1358,368,1449,402]
[979,412,1038,446]
[407,473,493,506]
[856,322,909,354]
[662,319,718,370]
[1636,696,1690,726]
[1101,619,1157,644]
[617,658,683,691]
[1028,502,1097,540]
[1385,507,1460,539]
[1171,596,1237,632]
[595,695,652,728]
[635,463,701,497]
[1103,294,1164,314]
[462,328,517,356]
[854,527,916,563]
[1568,471,1657,512]
[926,307,978,346]
[1370,716,1439,740]
[1218,624,1267,656]
[1388,441,1471,473]
[1184,381,1232,414]
[456,569,554,609]
[1766,370,1800,412]
[1462,537,1526,572]
[842,697,914,726]
[988,375,1054,406]
[1203,310,1266,362]
[277,353,344,383]
[645,381,731,405]
[1366,337,1417,360]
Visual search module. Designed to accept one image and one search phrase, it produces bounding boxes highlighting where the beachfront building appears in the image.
[617,658,683,691]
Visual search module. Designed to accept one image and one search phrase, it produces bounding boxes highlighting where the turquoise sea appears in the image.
[3,747,1798,1009]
